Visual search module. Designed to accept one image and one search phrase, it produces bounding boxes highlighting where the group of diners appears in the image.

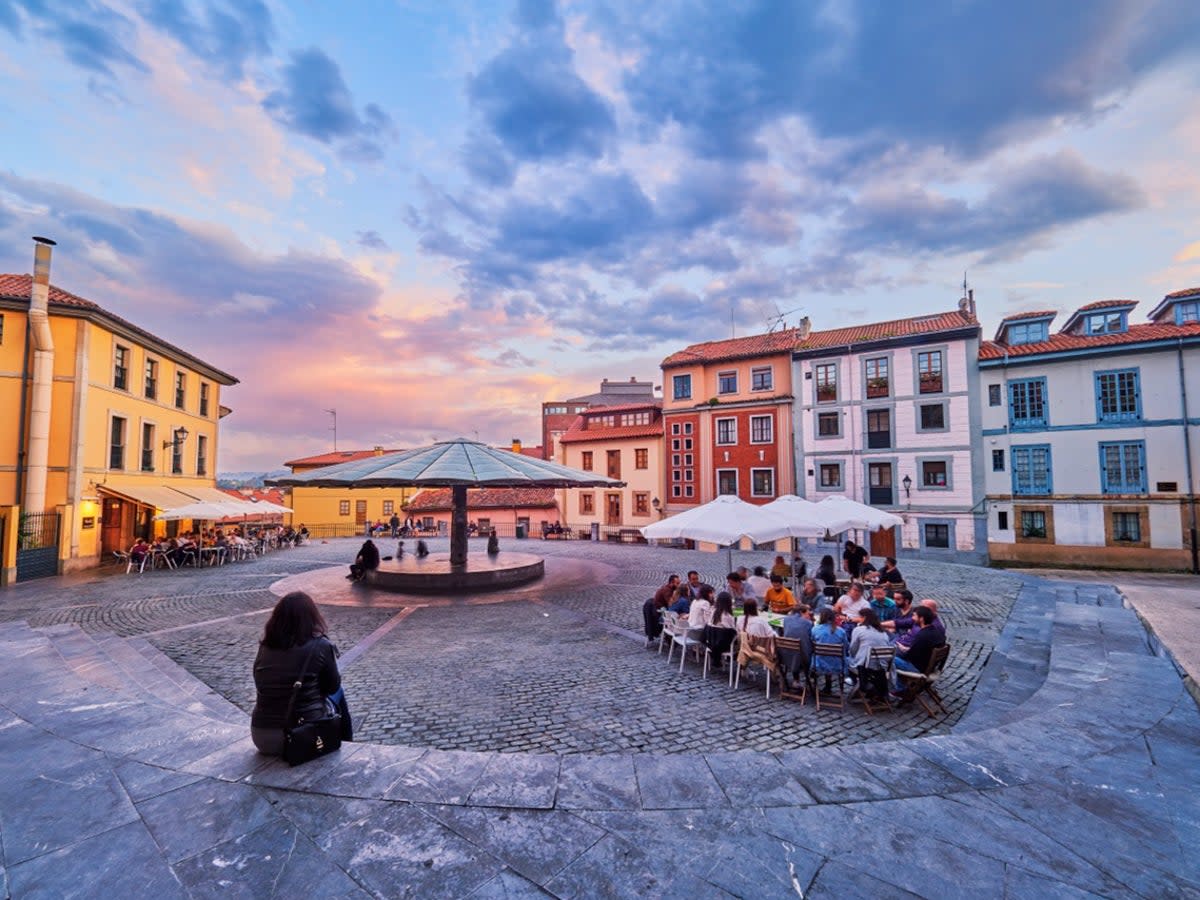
[646,559,946,705]
[126,523,308,570]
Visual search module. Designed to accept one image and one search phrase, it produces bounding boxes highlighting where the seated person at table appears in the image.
[667,584,693,615]
[815,554,838,587]
[780,603,814,687]
[868,584,897,622]
[348,539,380,581]
[764,575,796,613]
[882,590,916,635]
[920,599,946,642]
[893,606,945,691]
[770,555,792,581]
[129,538,151,567]
[810,608,849,692]
[726,571,755,605]
[849,608,892,697]
[797,578,825,611]
[735,567,761,602]
[736,599,775,638]
[835,582,870,623]
[654,575,681,610]
[746,566,772,598]
[684,585,714,632]
[858,559,878,581]
[684,570,704,599]
[876,557,904,584]
[702,592,738,670]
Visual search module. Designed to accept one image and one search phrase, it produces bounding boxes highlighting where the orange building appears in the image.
[659,325,804,516]
[404,487,559,537]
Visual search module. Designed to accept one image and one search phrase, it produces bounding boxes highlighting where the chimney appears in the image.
[23,236,56,514]
[512,438,522,453]
[796,316,812,342]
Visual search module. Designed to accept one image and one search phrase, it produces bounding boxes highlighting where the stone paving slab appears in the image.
[0,544,1198,897]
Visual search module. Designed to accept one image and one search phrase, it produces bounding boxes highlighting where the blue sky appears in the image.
[1,0,1198,470]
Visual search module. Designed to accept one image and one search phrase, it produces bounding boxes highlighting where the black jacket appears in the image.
[251,636,340,730]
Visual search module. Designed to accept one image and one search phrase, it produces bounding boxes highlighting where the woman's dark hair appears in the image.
[261,591,327,649]
[860,607,883,632]
[820,555,834,567]
[743,599,759,617]
[714,591,734,622]
[818,607,837,625]
[699,583,715,600]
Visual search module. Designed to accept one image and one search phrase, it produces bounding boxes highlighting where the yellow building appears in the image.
[556,400,664,537]
[282,448,418,536]
[1,242,237,581]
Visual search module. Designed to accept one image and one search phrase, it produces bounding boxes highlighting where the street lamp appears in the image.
[902,474,912,500]
[652,497,663,518]
[163,426,189,450]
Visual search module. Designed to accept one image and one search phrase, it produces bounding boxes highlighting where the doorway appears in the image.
[606,493,622,525]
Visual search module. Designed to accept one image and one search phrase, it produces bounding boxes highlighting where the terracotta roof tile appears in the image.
[405,487,558,511]
[980,321,1200,359]
[1074,299,1137,312]
[285,449,404,468]
[796,309,977,351]
[1164,286,1200,300]
[998,309,1058,322]
[662,328,802,368]
[558,423,664,443]
[0,274,238,384]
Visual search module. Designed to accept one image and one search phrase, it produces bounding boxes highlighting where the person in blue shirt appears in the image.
[809,607,848,692]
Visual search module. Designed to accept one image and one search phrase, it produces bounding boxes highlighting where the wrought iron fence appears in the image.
[18,511,58,550]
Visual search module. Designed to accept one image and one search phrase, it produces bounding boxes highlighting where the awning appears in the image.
[180,485,243,505]
[98,484,201,510]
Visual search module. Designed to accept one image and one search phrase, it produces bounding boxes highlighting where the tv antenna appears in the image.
[325,408,337,451]
[767,304,804,333]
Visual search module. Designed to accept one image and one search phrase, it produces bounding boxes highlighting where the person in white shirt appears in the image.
[835,582,870,623]
[746,566,772,598]
[737,599,776,638]
[684,585,715,634]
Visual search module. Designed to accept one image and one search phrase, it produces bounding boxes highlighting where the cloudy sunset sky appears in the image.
[2,0,1199,470]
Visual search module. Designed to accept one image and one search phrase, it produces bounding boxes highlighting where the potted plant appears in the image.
[816,384,836,402]
[866,377,889,397]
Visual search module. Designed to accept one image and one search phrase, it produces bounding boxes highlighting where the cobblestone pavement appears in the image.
[0,538,1023,754]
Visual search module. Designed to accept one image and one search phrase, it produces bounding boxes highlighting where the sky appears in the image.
[1,0,1199,471]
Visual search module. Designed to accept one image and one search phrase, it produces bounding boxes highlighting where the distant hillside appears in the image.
[217,469,290,488]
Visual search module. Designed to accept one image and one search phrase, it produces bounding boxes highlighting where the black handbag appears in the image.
[282,640,343,767]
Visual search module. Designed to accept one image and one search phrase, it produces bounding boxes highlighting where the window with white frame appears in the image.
[751,468,775,497]
[109,417,126,469]
[716,470,738,495]
[749,415,773,443]
[195,434,208,477]
[717,371,737,394]
[113,345,129,391]
[715,417,736,445]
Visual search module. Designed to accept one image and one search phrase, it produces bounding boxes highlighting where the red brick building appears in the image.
[660,326,804,515]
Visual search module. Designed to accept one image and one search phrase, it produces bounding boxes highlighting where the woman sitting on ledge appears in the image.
[250,591,348,755]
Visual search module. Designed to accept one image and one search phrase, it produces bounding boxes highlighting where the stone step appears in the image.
[122,637,247,726]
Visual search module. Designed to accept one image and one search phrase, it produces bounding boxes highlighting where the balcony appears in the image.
[868,486,893,506]
[866,430,891,450]
[866,378,889,399]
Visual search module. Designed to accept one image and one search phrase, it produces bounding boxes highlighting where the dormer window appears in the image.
[1177,301,1199,324]
[1007,321,1048,345]
[1085,312,1126,334]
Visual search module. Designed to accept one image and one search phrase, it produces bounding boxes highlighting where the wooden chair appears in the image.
[896,643,951,717]
[774,636,810,705]
[734,633,776,698]
[860,645,896,715]
[810,642,848,711]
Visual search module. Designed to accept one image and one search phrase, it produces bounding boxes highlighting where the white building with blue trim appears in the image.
[979,289,1200,571]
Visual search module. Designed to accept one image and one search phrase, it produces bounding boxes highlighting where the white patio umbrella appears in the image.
[813,494,904,531]
[641,495,794,567]
[761,494,840,537]
[153,501,246,521]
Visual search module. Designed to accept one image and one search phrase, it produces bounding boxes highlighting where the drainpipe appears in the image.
[22,236,56,514]
[1178,338,1198,574]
